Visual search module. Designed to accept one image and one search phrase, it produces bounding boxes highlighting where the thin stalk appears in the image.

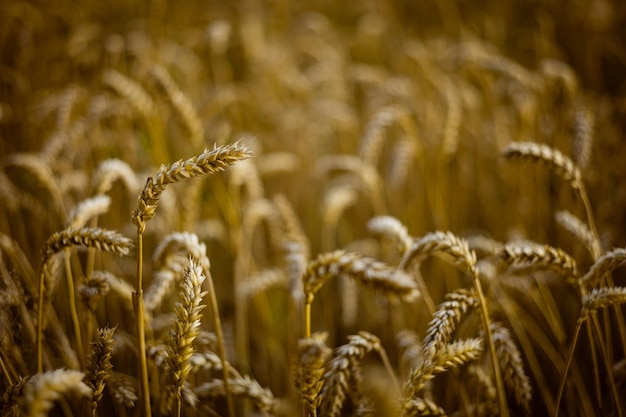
[304,301,311,338]
[0,351,12,385]
[377,346,402,395]
[585,316,602,408]
[135,231,151,417]
[472,272,508,417]
[590,314,623,417]
[205,268,235,417]
[554,317,585,417]
[36,268,45,373]
[64,250,84,366]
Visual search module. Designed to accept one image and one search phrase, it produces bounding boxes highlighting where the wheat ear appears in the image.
[497,242,578,279]
[402,398,447,416]
[403,338,483,406]
[489,322,532,410]
[162,258,207,417]
[293,332,332,416]
[400,231,507,415]
[318,332,383,417]
[36,228,132,373]
[85,326,116,417]
[580,248,626,289]
[22,369,91,417]
[194,375,277,414]
[131,142,250,417]
[555,211,597,259]
[302,250,419,337]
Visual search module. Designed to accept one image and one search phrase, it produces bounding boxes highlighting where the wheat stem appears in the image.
[135,231,151,417]
[554,318,584,417]
[64,250,84,367]
[205,266,236,417]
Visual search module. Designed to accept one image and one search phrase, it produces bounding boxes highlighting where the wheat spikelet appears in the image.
[103,69,156,119]
[555,210,597,257]
[66,195,111,229]
[581,248,626,288]
[399,231,477,275]
[194,375,277,414]
[100,270,134,308]
[78,271,111,312]
[319,332,382,417]
[368,215,413,255]
[502,141,581,189]
[581,287,626,317]
[188,351,238,375]
[422,289,478,358]
[303,250,420,304]
[161,258,207,414]
[149,64,204,147]
[132,142,252,232]
[85,326,116,416]
[43,227,133,261]
[497,242,578,279]
[293,332,332,411]
[403,398,447,416]
[359,107,397,165]
[404,339,483,401]
[21,369,91,417]
[489,322,531,410]
[92,158,141,196]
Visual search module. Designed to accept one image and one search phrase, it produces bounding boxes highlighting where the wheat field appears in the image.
[1,1,626,416]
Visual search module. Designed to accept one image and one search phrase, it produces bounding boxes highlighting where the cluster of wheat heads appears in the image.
[3,1,626,416]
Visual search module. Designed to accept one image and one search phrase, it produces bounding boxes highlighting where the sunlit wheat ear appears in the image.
[103,69,156,120]
[194,376,277,414]
[43,227,133,261]
[402,398,447,416]
[388,139,416,188]
[132,142,252,232]
[303,250,420,305]
[580,248,626,289]
[21,369,91,417]
[66,195,111,229]
[403,338,483,403]
[293,331,332,413]
[555,210,597,258]
[399,231,477,274]
[368,215,413,255]
[161,258,207,415]
[3,153,66,219]
[422,289,478,358]
[319,332,382,417]
[497,242,578,280]
[502,141,581,189]
[149,65,204,148]
[85,326,116,417]
[488,322,532,410]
